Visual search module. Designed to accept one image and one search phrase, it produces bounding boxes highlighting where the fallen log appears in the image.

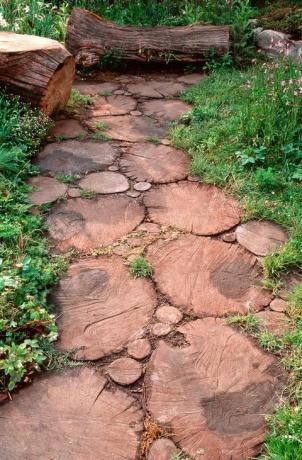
[66,8,229,67]
[0,32,75,115]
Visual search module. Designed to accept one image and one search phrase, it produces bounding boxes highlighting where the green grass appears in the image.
[128,257,152,278]
[66,89,92,111]
[0,93,67,393]
[172,62,302,460]
[55,174,80,184]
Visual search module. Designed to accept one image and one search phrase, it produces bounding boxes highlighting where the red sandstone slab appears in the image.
[236,220,288,256]
[255,311,292,336]
[120,143,189,183]
[145,318,285,460]
[141,99,190,121]
[37,140,119,175]
[147,235,272,317]
[0,367,143,460]
[87,115,166,142]
[126,79,186,98]
[28,176,67,205]
[144,182,241,235]
[90,95,136,116]
[73,80,119,95]
[54,256,156,360]
[47,195,144,252]
[48,119,86,139]
[79,171,129,194]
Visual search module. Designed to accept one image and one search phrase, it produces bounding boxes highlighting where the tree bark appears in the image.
[0,32,75,115]
[65,8,229,67]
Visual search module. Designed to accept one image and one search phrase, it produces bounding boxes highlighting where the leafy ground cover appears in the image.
[171,59,302,459]
[0,94,67,394]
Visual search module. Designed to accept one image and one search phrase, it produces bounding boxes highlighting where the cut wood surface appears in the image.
[0,32,75,115]
[66,8,229,67]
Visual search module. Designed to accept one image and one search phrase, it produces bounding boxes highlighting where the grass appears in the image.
[128,257,152,278]
[55,174,80,184]
[66,89,92,111]
[0,93,67,393]
[173,61,302,459]
[145,136,162,145]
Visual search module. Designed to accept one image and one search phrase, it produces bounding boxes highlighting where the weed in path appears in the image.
[128,257,152,278]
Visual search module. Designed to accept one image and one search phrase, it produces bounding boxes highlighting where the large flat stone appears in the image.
[28,176,67,205]
[79,172,129,194]
[54,257,156,360]
[145,318,285,459]
[37,140,119,175]
[236,220,288,256]
[120,143,189,183]
[144,182,241,235]
[48,119,86,139]
[147,235,272,317]
[88,115,166,142]
[73,80,120,95]
[126,79,186,98]
[90,95,136,116]
[47,196,144,252]
[141,99,190,121]
[0,367,143,460]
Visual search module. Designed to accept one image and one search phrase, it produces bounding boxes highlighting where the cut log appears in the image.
[0,32,75,115]
[65,8,229,67]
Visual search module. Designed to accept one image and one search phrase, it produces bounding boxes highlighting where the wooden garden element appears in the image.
[0,32,75,115]
[65,8,229,67]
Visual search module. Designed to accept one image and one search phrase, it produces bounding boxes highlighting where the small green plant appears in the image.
[170,454,185,460]
[145,136,161,145]
[91,132,112,141]
[55,174,80,184]
[66,89,92,111]
[95,121,106,130]
[227,313,259,333]
[54,134,68,142]
[128,257,152,278]
[80,189,96,199]
[98,90,113,97]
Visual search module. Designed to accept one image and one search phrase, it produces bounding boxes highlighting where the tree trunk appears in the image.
[0,32,75,115]
[65,8,229,67]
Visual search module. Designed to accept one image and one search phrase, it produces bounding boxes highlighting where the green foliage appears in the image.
[98,90,113,97]
[66,89,92,111]
[145,136,161,145]
[80,189,96,199]
[227,313,259,332]
[128,257,152,278]
[55,174,80,184]
[0,93,65,393]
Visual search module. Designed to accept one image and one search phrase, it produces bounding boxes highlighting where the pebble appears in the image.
[107,357,142,385]
[155,306,183,325]
[187,175,199,182]
[270,298,287,313]
[130,110,142,116]
[161,139,171,146]
[134,182,152,192]
[152,323,171,337]
[148,438,179,460]
[222,232,237,243]
[137,223,161,233]
[114,90,125,95]
[127,338,152,360]
[68,188,81,198]
[127,190,141,198]
[108,165,119,172]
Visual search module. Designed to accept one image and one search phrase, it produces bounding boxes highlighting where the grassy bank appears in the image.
[171,61,302,459]
[0,94,66,395]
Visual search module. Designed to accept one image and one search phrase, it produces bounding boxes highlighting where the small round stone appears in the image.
[148,438,179,460]
[68,188,81,198]
[107,357,142,385]
[152,323,171,337]
[134,182,152,192]
[28,176,67,205]
[161,139,171,146]
[127,339,152,360]
[156,306,183,325]
[79,172,129,194]
[127,190,141,198]
[222,232,237,243]
[114,90,125,95]
[187,175,199,182]
[130,110,142,116]
[270,298,287,313]
[108,165,119,172]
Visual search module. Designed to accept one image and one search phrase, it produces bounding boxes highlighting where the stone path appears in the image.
[1,71,290,460]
